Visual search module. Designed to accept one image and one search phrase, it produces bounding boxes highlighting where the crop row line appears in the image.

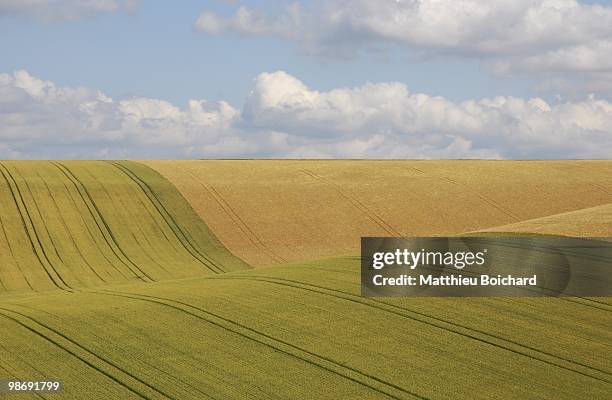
[0,342,47,400]
[212,275,612,384]
[82,164,176,277]
[300,168,403,236]
[97,289,428,400]
[0,162,72,291]
[414,240,612,312]
[0,212,34,290]
[51,162,153,283]
[36,170,110,285]
[106,161,224,274]
[56,175,133,281]
[178,164,287,265]
[0,306,175,400]
[441,176,521,221]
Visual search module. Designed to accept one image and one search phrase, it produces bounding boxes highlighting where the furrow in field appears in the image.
[16,168,65,266]
[106,161,223,274]
[55,176,132,282]
[0,306,174,400]
[108,161,226,273]
[52,162,153,283]
[211,275,611,383]
[590,183,612,196]
[0,211,35,291]
[11,302,221,400]
[81,163,188,278]
[441,176,521,221]
[300,168,403,236]
[176,164,286,264]
[0,351,47,400]
[206,183,287,264]
[38,175,108,285]
[145,160,612,266]
[0,162,72,291]
[96,289,427,400]
[0,160,250,293]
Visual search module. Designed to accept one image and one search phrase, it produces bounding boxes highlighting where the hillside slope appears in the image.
[1,258,610,399]
[476,202,612,237]
[0,160,610,400]
[0,161,247,294]
[145,160,612,266]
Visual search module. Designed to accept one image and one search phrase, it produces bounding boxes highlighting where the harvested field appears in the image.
[145,160,612,266]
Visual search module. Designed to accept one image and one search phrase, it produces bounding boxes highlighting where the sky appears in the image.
[1,0,612,159]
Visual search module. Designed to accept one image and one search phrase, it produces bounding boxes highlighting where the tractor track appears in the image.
[96,289,429,400]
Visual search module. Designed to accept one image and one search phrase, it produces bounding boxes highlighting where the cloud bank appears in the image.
[195,0,612,96]
[1,69,611,159]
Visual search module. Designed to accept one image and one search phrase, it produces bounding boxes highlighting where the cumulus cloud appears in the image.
[0,70,240,158]
[0,0,138,21]
[1,69,611,159]
[195,1,612,94]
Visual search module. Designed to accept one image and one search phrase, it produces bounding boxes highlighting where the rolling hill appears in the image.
[145,160,612,266]
[476,202,612,237]
[0,160,610,399]
[0,161,247,294]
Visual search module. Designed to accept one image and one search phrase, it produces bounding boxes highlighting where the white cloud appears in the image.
[0,70,240,158]
[195,4,301,37]
[0,0,138,21]
[195,1,612,94]
[1,69,611,159]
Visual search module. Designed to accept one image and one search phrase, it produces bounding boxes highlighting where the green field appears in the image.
[0,160,246,293]
[1,161,610,399]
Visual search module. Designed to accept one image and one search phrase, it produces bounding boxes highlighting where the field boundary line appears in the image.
[112,161,226,272]
[82,163,175,277]
[107,161,223,274]
[178,165,286,265]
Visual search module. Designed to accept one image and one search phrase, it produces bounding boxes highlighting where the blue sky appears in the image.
[1,0,537,106]
[1,0,612,159]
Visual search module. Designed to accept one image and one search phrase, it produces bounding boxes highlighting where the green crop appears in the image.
[0,161,247,293]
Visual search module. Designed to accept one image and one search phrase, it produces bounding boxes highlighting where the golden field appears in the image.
[145,160,612,266]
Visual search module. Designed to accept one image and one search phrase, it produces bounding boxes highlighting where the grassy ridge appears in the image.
[0,161,247,293]
[0,257,610,399]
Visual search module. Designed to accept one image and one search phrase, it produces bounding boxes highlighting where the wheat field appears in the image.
[1,160,610,399]
[145,160,612,266]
